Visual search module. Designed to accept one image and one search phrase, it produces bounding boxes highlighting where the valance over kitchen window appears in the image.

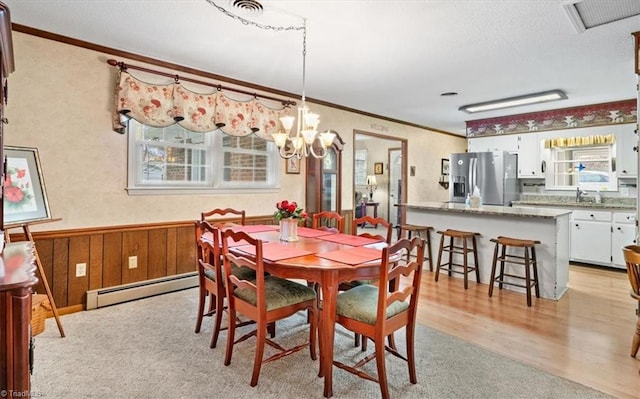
[543,134,616,148]
[112,70,288,139]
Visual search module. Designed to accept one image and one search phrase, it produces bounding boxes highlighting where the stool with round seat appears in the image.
[488,236,541,307]
[435,229,481,289]
[396,224,434,271]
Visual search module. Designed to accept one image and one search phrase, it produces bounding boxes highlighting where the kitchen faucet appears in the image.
[576,187,589,202]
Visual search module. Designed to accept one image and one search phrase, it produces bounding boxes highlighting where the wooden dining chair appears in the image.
[201,208,246,225]
[221,229,318,387]
[194,221,255,348]
[312,211,345,233]
[333,236,425,399]
[352,216,393,244]
[345,216,394,349]
[622,245,640,374]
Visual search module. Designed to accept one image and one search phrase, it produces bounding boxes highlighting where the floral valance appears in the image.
[112,70,289,139]
[543,134,616,148]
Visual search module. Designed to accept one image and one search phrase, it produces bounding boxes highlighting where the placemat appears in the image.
[233,242,314,262]
[315,233,384,246]
[315,247,383,265]
[296,227,337,238]
[231,224,278,233]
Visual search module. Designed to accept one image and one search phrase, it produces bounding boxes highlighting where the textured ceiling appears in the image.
[3,0,640,136]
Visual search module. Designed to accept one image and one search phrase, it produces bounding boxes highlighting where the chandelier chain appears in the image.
[301,19,307,103]
[206,1,304,32]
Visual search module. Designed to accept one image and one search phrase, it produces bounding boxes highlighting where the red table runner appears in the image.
[234,242,314,262]
[315,233,383,246]
[316,247,383,265]
[296,227,337,238]
[230,224,278,233]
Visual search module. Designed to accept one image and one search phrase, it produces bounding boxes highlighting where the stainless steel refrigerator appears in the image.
[449,151,519,206]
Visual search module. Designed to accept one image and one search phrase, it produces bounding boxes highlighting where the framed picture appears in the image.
[3,146,52,225]
[441,158,450,175]
[374,162,383,175]
[286,157,300,174]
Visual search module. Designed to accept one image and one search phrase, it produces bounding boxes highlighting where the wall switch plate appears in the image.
[128,256,138,269]
[621,187,630,197]
[75,263,87,277]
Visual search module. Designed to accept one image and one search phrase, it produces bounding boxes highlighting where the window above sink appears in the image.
[546,144,617,191]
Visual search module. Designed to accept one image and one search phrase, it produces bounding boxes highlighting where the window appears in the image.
[354,149,367,186]
[127,120,279,193]
[547,144,617,191]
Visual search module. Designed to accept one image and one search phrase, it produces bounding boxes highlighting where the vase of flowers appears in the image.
[274,200,307,242]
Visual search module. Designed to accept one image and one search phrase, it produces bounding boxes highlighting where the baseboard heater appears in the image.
[86,272,198,310]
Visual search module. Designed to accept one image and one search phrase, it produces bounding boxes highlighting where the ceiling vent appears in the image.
[563,0,640,33]
[231,0,263,14]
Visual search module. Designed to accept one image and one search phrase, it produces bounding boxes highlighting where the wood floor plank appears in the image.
[415,264,640,399]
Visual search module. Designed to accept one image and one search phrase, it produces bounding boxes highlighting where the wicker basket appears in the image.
[31,294,50,336]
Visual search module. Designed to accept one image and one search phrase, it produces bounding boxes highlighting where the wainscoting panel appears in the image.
[21,211,354,310]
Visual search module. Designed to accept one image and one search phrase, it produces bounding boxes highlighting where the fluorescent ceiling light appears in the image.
[458,90,568,114]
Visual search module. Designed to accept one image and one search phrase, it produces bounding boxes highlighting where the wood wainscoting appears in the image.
[15,210,354,311]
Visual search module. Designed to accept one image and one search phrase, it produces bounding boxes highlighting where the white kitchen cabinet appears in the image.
[570,210,612,265]
[611,212,637,268]
[615,126,638,177]
[517,133,542,178]
[467,135,518,153]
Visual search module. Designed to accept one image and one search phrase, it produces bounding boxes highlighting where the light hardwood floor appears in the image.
[416,263,640,399]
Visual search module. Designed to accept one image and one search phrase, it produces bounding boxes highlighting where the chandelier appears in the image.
[207,1,336,159]
[272,20,336,159]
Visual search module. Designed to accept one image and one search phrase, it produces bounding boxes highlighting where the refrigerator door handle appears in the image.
[471,158,477,193]
[468,158,474,195]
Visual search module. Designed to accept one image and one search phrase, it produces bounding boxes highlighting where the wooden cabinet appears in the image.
[615,125,638,177]
[467,134,518,153]
[305,134,344,216]
[611,212,637,268]
[570,210,612,265]
[0,242,37,395]
[517,133,543,178]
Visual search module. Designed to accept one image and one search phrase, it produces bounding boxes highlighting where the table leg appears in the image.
[320,271,338,398]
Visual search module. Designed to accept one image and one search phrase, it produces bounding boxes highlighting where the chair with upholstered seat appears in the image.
[312,211,344,233]
[344,215,394,350]
[333,236,425,399]
[622,245,640,374]
[194,220,255,348]
[221,229,318,387]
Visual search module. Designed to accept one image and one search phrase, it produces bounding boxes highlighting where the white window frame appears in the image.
[126,120,280,195]
[546,144,617,191]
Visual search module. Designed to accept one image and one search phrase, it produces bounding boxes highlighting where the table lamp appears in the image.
[366,175,377,202]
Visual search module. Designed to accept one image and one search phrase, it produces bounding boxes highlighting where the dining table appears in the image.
[215,224,389,398]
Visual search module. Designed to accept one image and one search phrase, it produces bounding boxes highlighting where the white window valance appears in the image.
[112,70,289,139]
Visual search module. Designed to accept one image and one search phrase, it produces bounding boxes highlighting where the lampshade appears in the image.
[366,175,377,186]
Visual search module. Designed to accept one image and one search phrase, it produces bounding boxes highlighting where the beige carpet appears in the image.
[31,288,614,399]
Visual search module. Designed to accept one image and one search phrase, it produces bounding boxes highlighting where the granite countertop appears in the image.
[513,195,636,211]
[398,202,571,219]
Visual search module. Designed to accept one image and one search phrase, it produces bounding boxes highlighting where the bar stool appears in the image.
[435,229,481,289]
[397,224,434,271]
[488,236,541,307]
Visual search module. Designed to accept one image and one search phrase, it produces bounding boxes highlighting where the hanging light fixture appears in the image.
[272,20,336,159]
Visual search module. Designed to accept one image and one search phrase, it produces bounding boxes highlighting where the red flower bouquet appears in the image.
[274,200,307,221]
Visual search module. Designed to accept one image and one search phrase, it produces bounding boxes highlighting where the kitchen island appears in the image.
[398,202,571,300]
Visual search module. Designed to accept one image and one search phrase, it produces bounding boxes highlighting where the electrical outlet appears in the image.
[621,187,630,197]
[75,263,87,277]
[128,256,138,269]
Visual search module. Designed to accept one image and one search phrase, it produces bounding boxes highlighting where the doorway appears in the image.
[353,130,407,227]
[388,148,402,226]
